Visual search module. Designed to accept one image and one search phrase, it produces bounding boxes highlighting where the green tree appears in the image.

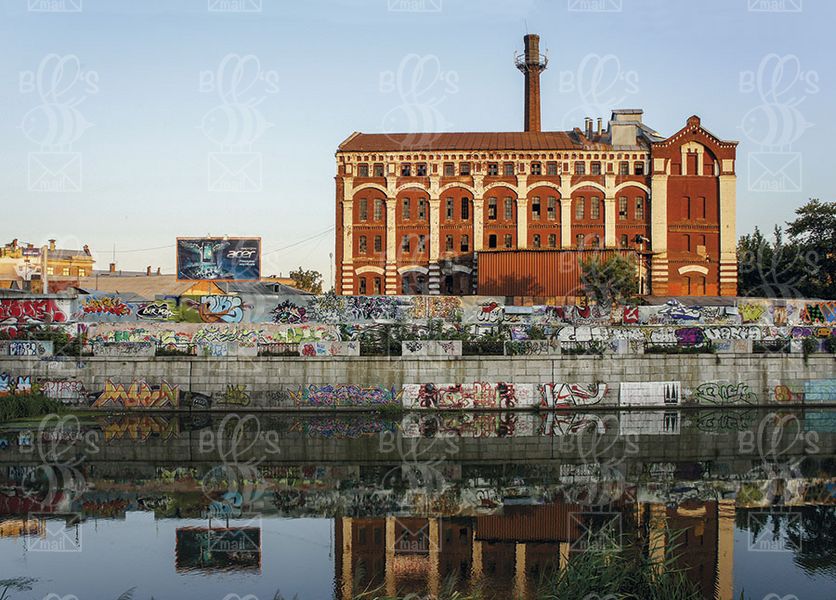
[786,198,836,298]
[579,254,638,305]
[737,199,834,298]
[289,267,323,294]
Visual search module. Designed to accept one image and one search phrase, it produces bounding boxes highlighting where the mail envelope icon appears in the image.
[748,0,801,11]
[29,153,82,192]
[208,0,262,11]
[748,152,801,192]
[394,517,442,554]
[29,0,83,12]
[568,0,622,11]
[569,511,621,552]
[27,513,83,552]
[748,511,800,551]
[388,0,442,12]
[209,152,262,192]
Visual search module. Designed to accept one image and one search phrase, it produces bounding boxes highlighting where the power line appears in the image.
[262,226,335,256]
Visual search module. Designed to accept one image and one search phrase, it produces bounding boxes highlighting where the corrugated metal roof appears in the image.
[338,130,610,152]
[75,275,222,299]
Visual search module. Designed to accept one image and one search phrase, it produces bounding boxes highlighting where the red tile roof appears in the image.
[339,130,611,152]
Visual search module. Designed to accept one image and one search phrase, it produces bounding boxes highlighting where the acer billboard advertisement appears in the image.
[176,237,261,281]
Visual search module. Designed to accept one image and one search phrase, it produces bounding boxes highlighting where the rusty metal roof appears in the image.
[338,130,610,152]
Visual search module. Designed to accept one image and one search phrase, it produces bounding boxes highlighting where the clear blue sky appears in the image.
[1,0,832,283]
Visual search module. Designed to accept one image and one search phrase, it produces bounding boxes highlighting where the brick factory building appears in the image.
[335,34,738,298]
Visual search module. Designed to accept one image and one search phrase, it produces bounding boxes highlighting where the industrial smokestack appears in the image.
[516,34,548,132]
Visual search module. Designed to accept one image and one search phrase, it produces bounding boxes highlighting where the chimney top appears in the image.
[109,262,116,273]
[48,239,56,251]
[156,267,161,276]
[516,34,548,133]
[146,265,152,276]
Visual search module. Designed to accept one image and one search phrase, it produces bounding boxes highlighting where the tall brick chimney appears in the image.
[516,34,548,132]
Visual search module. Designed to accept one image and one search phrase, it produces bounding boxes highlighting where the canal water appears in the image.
[1,408,835,599]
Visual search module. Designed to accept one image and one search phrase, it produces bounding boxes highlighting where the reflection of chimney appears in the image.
[49,239,56,252]
[109,262,116,273]
[146,265,152,276]
[516,34,548,132]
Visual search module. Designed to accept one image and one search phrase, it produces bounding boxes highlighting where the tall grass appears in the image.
[0,393,64,423]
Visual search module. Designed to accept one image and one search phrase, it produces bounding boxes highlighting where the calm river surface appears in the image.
[1,408,835,600]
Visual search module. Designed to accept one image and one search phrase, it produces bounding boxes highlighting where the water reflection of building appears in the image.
[335,500,736,600]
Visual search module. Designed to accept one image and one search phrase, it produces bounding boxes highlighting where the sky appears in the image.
[0,0,832,286]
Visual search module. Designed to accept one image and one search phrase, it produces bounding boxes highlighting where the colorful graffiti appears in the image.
[81,296,131,317]
[692,382,758,405]
[217,384,251,407]
[197,296,245,323]
[270,300,309,324]
[41,380,86,403]
[0,373,33,396]
[86,323,340,347]
[91,380,179,409]
[774,384,805,403]
[0,298,69,325]
[300,341,359,357]
[6,340,53,357]
[402,382,530,409]
[291,384,400,407]
[135,301,176,321]
[538,383,607,407]
[801,301,836,325]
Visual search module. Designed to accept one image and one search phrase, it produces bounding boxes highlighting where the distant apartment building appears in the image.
[0,238,95,291]
[334,34,738,297]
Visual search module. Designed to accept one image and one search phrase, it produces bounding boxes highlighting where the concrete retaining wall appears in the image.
[0,354,833,409]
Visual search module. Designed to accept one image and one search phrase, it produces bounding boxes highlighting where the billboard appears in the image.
[176,237,261,281]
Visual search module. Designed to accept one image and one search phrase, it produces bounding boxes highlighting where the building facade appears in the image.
[1,239,95,291]
[335,35,738,297]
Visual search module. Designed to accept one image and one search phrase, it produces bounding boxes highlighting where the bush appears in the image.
[0,393,65,423]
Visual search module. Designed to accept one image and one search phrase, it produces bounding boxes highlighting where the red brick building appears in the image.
[335,34,738,297]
